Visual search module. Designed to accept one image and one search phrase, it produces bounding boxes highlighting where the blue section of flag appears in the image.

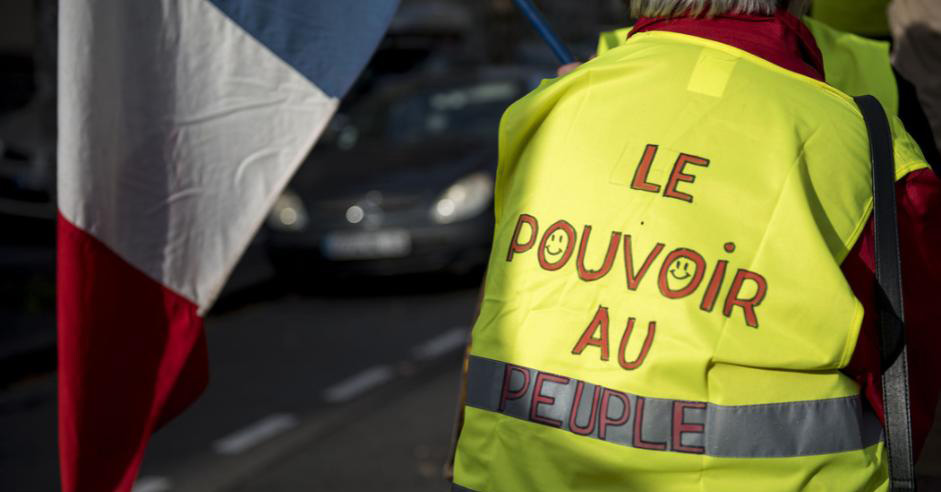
[209,0,400,99]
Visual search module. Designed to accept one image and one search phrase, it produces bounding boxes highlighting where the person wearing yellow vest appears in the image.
[590,3,941,174]
[805,0,941,177]
[450,1,941,491]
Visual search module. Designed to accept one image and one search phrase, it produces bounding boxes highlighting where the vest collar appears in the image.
[628,9,826,82]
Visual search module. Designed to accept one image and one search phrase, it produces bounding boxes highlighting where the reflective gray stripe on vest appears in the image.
[452,484,476,492]
[465,355,883,458]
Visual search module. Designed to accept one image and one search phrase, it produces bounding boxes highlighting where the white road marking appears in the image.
[413,328,467,361]
[212,413,298,455]
[322,365,394,403]
[133,476,172,492]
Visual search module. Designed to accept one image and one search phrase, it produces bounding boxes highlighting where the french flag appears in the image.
[56,1,398,490]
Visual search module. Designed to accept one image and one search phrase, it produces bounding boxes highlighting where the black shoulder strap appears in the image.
[854,94,916,492]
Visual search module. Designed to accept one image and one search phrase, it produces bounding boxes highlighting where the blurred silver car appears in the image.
[266,66,545,277]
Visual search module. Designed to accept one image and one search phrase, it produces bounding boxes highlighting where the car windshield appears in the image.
[334,79,521,149]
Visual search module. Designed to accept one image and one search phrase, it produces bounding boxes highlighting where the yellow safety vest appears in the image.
[453,30,927,492]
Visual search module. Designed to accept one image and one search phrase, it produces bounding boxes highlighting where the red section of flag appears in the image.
[57,213,208,492]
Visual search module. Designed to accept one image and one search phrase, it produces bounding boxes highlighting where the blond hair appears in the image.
[629,0,810,18]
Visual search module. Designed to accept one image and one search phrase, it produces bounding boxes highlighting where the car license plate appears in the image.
[322,230,412,260]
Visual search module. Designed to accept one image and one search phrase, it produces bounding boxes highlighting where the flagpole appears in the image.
[511,0,576,65]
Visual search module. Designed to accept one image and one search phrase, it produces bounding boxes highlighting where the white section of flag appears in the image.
[58,0,337,313]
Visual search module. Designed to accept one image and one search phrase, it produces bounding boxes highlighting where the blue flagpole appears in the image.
[511,0,576,65]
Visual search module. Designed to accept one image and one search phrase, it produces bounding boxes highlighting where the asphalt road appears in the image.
[0,232,479,492]
[136,275,476,492]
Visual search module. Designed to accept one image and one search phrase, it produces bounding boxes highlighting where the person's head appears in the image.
[627,0,812,18]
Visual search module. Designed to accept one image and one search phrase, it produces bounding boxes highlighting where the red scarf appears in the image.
[628,9,826,82]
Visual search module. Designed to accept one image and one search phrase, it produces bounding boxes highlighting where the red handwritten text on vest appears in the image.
[631,144,710,203]
[506,213,767,328]
[499,364,706,454]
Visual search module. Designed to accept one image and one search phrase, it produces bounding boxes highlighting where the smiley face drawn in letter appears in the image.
[666,256,697,291]
[543,229,568,260]
[537,220,577,271]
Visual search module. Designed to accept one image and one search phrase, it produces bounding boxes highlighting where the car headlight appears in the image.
[431,171,494,224]
[267,189,309,232]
